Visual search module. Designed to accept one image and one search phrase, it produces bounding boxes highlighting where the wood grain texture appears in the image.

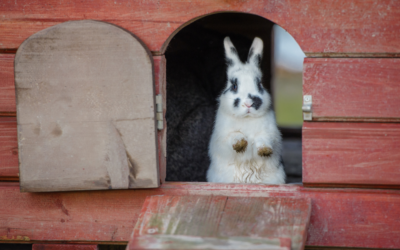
[0,56,165,181]
[32,244,97,250]
[1,182,400,249]
[133,195,228,237]
[0,182,158,243]
[1,0,400,54]
[219,197,311,250]
[128,235,291,250]
[0,55,165,117]
[303,58,400,121]
[15,20,158,192]
[303,122,400,187]
[0,54,16,115]
[0,117,18,179]
[131,195,310,250]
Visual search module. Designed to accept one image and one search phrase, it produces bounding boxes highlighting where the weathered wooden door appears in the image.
[15,20,159,192]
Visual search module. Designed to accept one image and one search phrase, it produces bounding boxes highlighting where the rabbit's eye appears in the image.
[230,78,238,92]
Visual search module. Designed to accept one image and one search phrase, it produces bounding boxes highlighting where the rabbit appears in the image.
[207,37,286,184]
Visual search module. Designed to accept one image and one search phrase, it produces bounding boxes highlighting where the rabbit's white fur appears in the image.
[207,37,286,184]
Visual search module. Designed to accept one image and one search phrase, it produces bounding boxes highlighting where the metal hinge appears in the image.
[302,95,312,121]
[156,94,164,130]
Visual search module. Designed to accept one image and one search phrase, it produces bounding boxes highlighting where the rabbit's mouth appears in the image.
[243,104,253,114]
[243,108,256,117]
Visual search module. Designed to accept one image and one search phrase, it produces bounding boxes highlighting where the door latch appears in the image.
[302,95,312,121]
[156,95,164,130]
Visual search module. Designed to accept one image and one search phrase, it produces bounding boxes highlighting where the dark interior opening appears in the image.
[165,13,302,183]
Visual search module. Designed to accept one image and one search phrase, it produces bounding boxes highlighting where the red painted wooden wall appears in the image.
[1,0,400,249]
[302,59,400,187]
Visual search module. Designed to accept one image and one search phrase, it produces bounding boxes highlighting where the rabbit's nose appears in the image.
[244,99,253,108]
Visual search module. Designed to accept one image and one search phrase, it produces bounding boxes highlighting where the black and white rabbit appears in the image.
[207,37,286,184]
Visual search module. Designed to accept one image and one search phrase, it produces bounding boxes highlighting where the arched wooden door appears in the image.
[15,20,159,192]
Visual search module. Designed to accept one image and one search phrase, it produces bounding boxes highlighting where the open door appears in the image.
[15,20,159,192]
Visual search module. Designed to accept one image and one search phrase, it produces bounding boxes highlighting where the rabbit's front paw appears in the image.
[258,146,273,157]
[233,138,248,153]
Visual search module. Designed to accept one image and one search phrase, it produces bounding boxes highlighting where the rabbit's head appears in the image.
[218,37,271,118]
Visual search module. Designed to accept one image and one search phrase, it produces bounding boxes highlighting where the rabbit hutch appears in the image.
[1,1,400,250]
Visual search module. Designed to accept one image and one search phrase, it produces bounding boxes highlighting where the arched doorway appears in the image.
[164,13,303,183]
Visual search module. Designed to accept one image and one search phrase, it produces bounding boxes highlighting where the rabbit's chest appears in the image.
[229,118,267,133]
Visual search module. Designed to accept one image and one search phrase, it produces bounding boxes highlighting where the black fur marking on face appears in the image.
[234,98,240,107]
[230,78,238,93]
[256,77,264,94]
[226,59,234,67]
[248,94,262,110]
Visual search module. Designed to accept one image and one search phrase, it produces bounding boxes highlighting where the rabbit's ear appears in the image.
[247,37,263,66]
[224,37,240,66]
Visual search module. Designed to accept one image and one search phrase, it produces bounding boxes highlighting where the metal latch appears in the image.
[302,95,312,121]
[156,95,164,130]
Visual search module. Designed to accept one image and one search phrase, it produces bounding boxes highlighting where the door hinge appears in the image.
[302,95,312,121]
[156,94,164,130]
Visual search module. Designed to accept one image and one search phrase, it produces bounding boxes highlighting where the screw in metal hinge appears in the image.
[302,95,312,121]
[156,94,164,130]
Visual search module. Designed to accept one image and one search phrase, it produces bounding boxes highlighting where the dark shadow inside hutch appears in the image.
[165,13,302,183]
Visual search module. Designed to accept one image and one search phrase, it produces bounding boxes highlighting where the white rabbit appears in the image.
[207,37,286,184]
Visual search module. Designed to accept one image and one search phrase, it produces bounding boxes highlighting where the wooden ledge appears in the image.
[0,182,400,248]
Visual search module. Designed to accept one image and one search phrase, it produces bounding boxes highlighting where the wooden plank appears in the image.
[303,58,400,121]
[15,20,158,192]
[219,197,311,250]
[32,244,97,250]
[0,54,16,116]
[1,182,400,249]
[128,235,291,250]
[0,182,158,243]
[133,195,227,237]
[302,122,400,187]
[0,117,18,180]
[132,196,310,250]
[0,0,400,54]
